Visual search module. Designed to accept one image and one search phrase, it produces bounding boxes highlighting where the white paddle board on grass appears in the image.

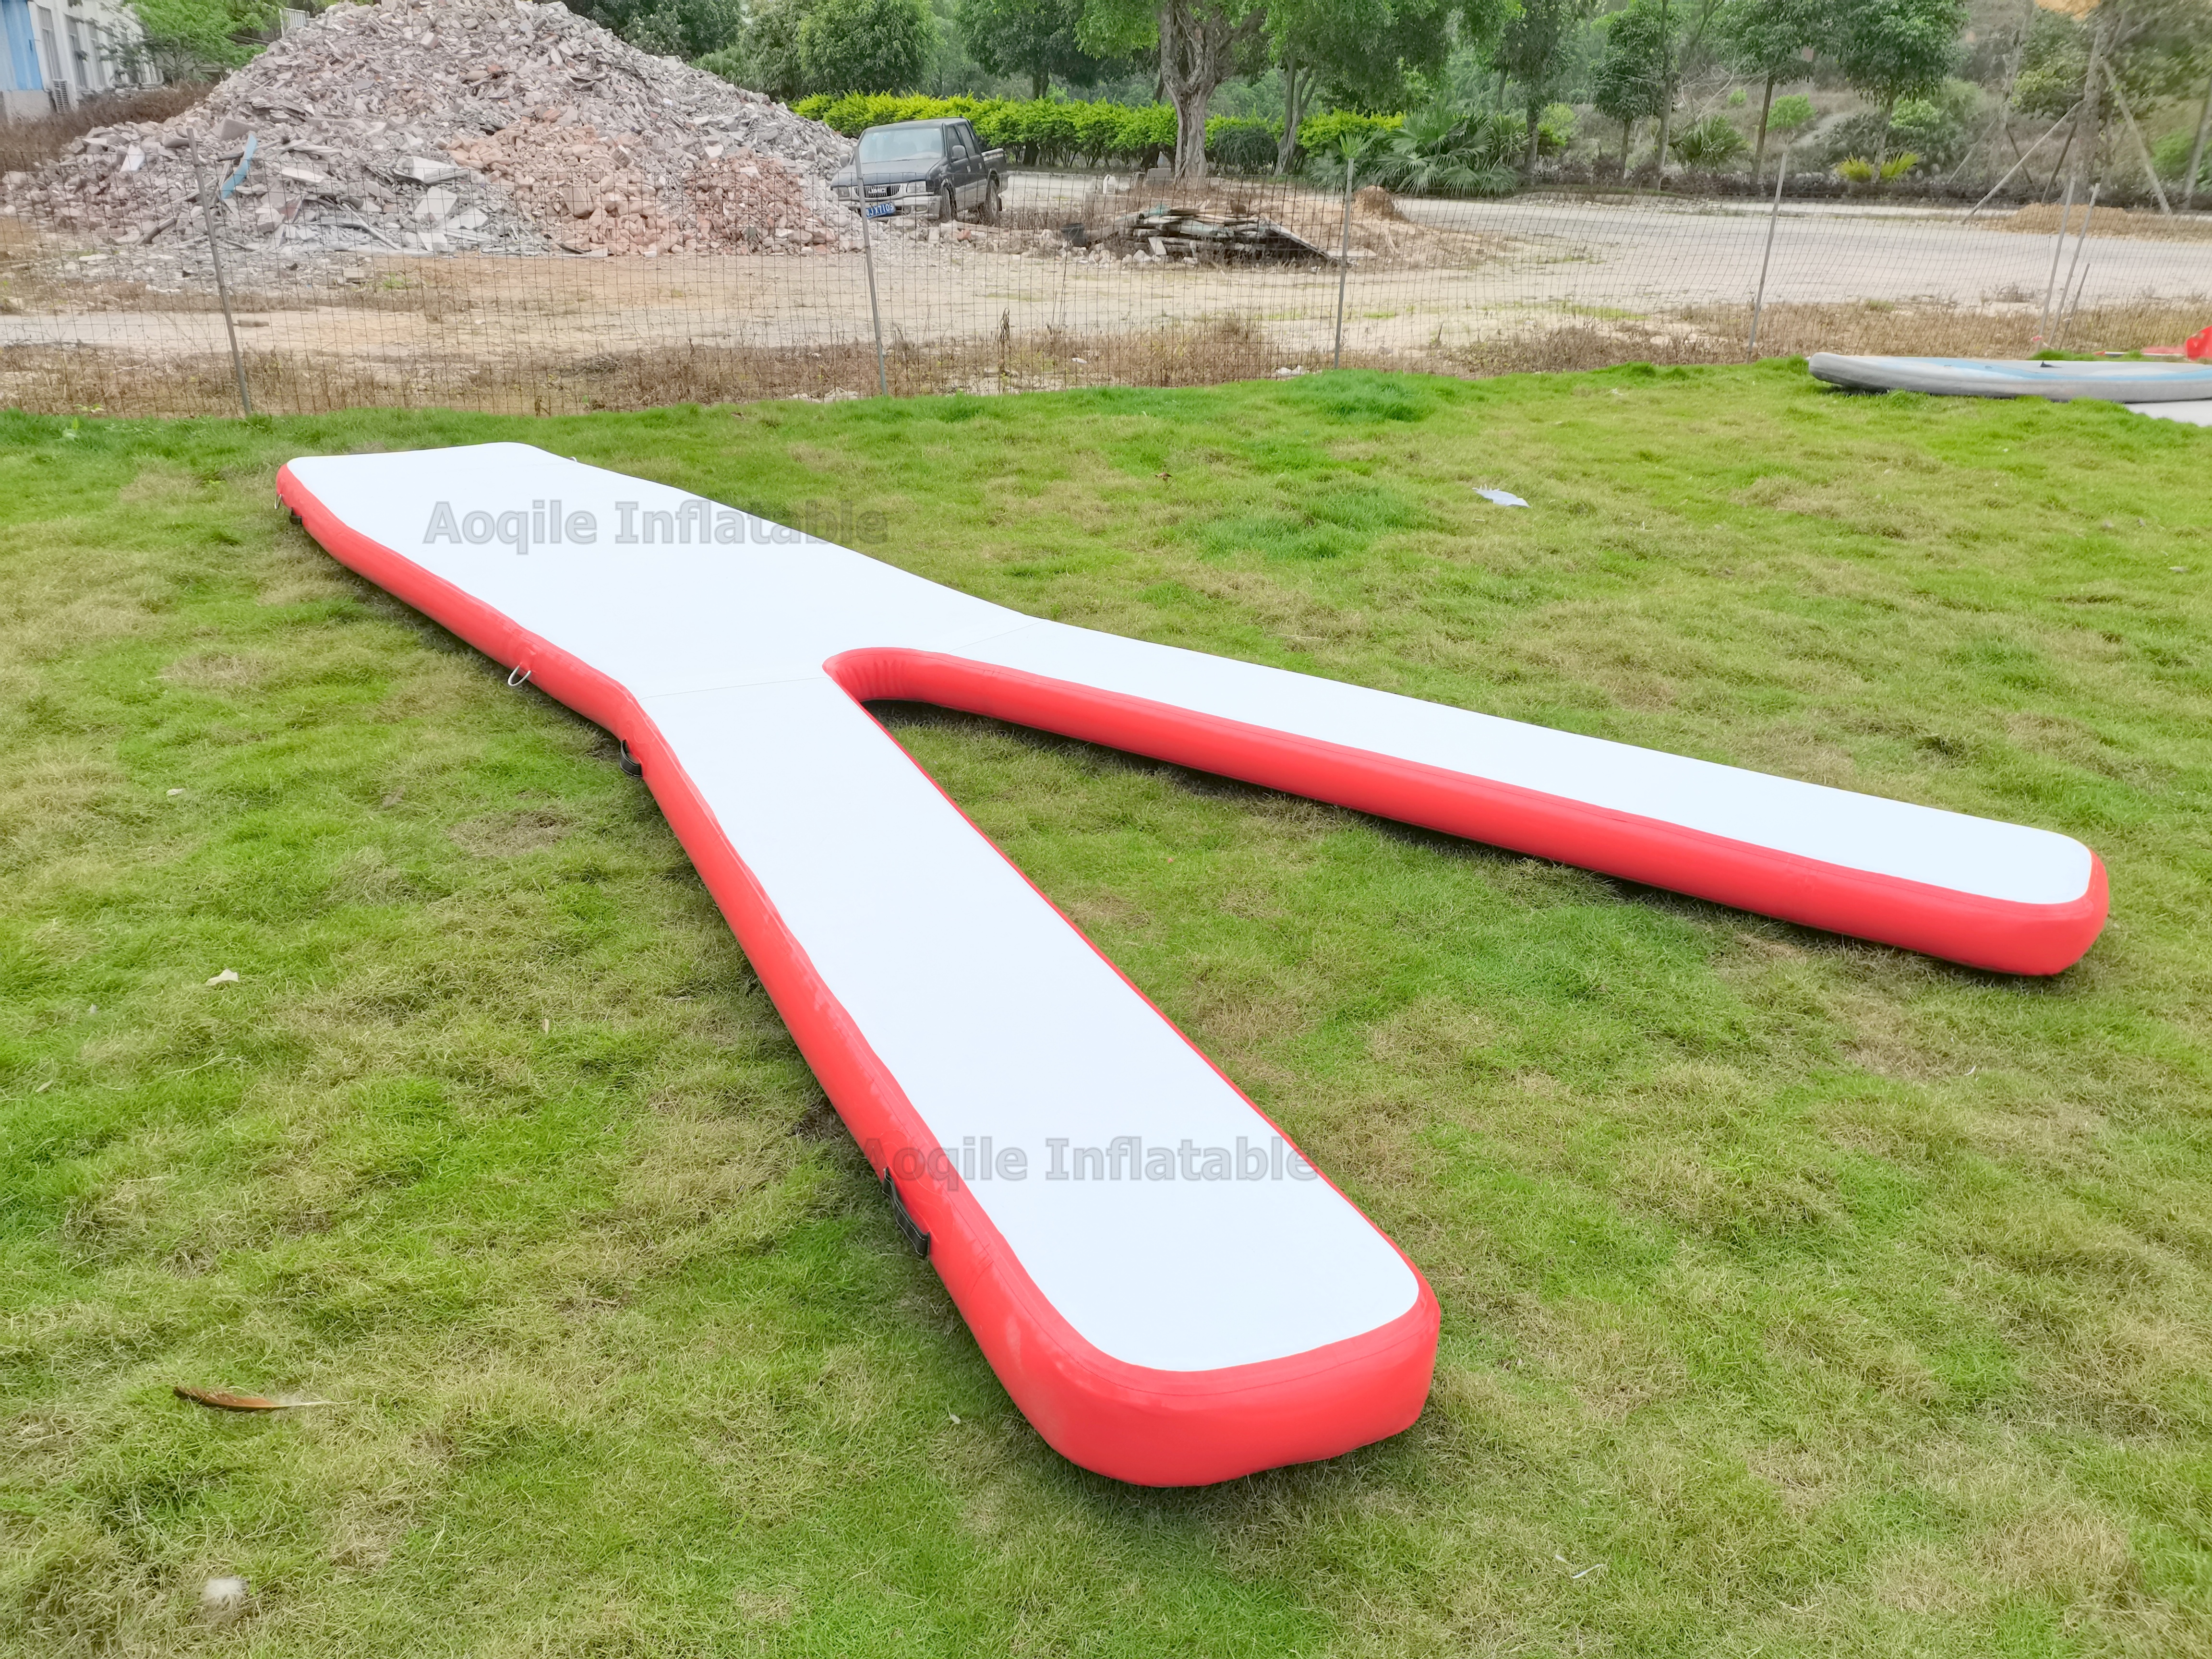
[1810,353,2212,402]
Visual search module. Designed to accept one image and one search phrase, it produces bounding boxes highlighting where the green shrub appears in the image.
[1317,105,1517,196]
[1767,93,1815,137]
[1537,102,1575,156]
[789,95,1407,173]
[1811,80,1977,172]
[696,46,750,86]
[1297,108,1404,156]
[791,94,1191,167]
[132,0,279,73]
[1837,155,1876,183]
[1887,81,1979,169]
[1670,113,1748,168]
[1878,151,1920,180]
[1206,116,1281,173]
[2153,130,2210,184]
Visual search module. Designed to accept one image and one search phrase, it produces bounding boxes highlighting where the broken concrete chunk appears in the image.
[414,186,458,223]
[398,156,464,184]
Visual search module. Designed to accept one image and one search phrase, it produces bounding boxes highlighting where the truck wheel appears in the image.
[979,179,1001,225]
[938,185,958,224]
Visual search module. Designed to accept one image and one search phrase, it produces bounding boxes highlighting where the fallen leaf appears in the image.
[168,788,185,797]
[205,969,239,986]
[174,1385,342,1412]
[35,1081,52,1094]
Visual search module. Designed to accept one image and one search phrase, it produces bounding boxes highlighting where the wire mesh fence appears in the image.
[5,164,2209,416]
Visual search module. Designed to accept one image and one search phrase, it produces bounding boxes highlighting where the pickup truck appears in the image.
[830,118,1006,225]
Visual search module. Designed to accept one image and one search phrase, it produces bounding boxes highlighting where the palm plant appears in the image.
[1319,104,1520,197]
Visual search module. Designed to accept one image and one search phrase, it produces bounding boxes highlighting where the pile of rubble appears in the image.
[0,0,857,259]
[445,108,841,254]
[1107,204,1332,262]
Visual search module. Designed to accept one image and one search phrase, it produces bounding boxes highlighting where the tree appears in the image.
[955,0,1121,97]
[1593,0,1672,173]
[740,0,816,99]
[1491,0,1596,168]
[1651,0,1729,180]
[132,0,281,74]
[796,0,939,92]
[1832,0,1966,166]
[566,0,745,60]
[1267,0,1462,171]
[1717,0,1825,182]
[1080,0,1269,179]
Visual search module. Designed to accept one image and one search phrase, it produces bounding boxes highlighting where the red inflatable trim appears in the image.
[277,461,2103,1483]
[824,649,2107,978]
[277,465,1440,1487]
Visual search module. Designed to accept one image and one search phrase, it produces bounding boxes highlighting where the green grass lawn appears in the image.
[3,365,2209,1658]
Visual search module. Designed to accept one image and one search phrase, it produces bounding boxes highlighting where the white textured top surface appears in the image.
[2128,398,2212,426]
[288,443,2096,1366]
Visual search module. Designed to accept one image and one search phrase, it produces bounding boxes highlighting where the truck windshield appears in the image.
[857,127,946,164]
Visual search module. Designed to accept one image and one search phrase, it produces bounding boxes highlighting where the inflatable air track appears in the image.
[278,444,2109,1486]
[1809,353,2212,402]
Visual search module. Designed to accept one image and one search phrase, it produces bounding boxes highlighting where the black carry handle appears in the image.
[880,1169,931,1258]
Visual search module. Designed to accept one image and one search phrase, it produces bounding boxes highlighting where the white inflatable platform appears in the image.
[279,443,2108,1486]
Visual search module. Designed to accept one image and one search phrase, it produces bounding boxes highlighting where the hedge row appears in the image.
[787,94,1402,170]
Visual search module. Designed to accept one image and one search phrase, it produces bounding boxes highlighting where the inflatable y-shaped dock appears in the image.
[279,444,2107,1486]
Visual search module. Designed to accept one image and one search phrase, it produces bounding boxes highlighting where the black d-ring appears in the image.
[618,740,643,778]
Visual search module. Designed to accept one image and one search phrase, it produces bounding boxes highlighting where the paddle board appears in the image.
[1809,353,2212,401]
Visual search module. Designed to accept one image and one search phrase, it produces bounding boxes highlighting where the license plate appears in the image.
[864,203,896,218]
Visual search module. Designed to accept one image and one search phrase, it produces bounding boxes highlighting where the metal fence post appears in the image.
[2056,184,2099,342]
[2038,175,2077,343]
[187,135,253,416]
[1747,145,1790,354]
[1332,158,1355,371]
[855,156,888,397]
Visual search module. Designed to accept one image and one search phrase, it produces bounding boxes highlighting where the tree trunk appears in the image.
[1752,72,1775,188]
[1171,92,1209,180]
[1875,96,1894,169]
[2068,10,2106,206]
[1650,0,1674,182]
[1621,115,1634,175]
[1276,53,1307,174]
[1157,0,1260,181]
[1033,68,1048,100]
[2184,65,2212,212]
[1653,98,1673,182]
[1526,98,1542,169]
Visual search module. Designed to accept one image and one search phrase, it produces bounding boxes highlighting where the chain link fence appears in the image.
[4,164,2209,416]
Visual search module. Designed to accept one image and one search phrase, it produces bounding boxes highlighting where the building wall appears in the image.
[3,0,44,111]
[1,0,159,116]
